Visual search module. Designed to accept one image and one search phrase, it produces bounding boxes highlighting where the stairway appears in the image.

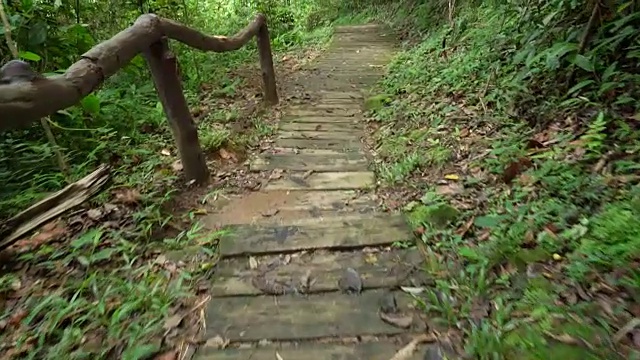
[195,24,427,360]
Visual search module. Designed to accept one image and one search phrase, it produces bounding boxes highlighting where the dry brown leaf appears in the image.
[113,188,141,205]
[435,183,464,195]
[379,312,413,329]
[17,220,67,249]
[269,168,284,180]
[218,148,238,162]
[502,157,533,184]
[171,160,183,172]
[389,334,436,360]
[204,335,230,349]
[455,217,474,236]
[261,208,280,217]
[249,256,258,270]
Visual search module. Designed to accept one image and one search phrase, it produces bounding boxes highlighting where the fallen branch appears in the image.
[0,13,275,131]
[0,164,111,251]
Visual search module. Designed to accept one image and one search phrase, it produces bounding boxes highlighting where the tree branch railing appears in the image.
[0,13,278,184]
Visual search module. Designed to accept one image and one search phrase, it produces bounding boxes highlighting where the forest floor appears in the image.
[1,11,639,360]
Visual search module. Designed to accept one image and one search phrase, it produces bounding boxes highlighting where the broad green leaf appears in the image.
[474,215,503,228]
[458,246,481,261]
[567,79,595,95]
[18,51,41,62]
[571,54,594,72]
[81,94,101,114]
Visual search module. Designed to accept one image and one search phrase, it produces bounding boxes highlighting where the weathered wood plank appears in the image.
[263,171,374,191]
[315,90,363,99]
[211,248,422,296]
[197,342,424,360]
[278,122,361,132]
[204,289,418,342]
[250,153,368,171]
[281,116,360,123]
[287,108,361,117]
[267,148,366,156]
[219,213,410,256]
[274,138,362,151]
[277,130,361,140]
[290,103,362,110]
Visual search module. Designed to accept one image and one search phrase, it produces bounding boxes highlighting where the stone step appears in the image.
[315,90,363,99]
[262,170,374,191]
[210,248,423,296]
[197,342,424,360]
[219,213,410,256]
[274,138,363,151]
[204,289,422,342]
[250,153,369,172]
[278,122,362,132]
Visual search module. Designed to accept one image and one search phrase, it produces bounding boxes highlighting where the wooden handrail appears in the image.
[0,13,278,184]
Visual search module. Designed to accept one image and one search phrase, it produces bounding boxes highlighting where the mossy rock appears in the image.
[364,93,393,111]
[426,204,460,228]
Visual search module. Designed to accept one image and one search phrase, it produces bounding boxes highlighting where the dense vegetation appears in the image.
[1,0,638,359]
[0,1,337,359]
[355,0,640,358]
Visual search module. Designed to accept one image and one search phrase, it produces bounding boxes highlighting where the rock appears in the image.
[338,267,362,294]
[379,291,398,313]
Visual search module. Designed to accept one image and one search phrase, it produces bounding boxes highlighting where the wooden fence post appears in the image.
[143,38,209,184]
[256,16,278,105]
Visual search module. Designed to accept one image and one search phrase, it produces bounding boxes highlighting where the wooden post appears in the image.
[143,38,209,184]
[256,16,278,105]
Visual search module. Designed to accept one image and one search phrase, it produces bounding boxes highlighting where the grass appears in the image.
[351,0,640,358]
[0,1,338,358]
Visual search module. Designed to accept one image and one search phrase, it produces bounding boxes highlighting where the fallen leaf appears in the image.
[249,257,258,270]
[390,334,437,360]
[204,335,230,349]
[364,253,378,264]
[269,168,284,180]
[218,148,238,162]
[113,188,141,205]
[444,174,460,180]
[8,309,28,327]
[16,221,67,249]
[455,217,474,236]
[86,208,103,220]
[400,286,426,295]
[502,157,533,184]
[261,208,280,217]
[379,312,413,329]
[552,253,562,261]
[435,183,464,195]
[160,149,171,156]
[171,160,183,172]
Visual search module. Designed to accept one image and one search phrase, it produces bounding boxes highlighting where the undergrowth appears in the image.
[344,0,640,358]
[0,0,343,358]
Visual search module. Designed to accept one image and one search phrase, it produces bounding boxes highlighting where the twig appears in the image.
[0,1,70,179]
[567,1,601,86]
